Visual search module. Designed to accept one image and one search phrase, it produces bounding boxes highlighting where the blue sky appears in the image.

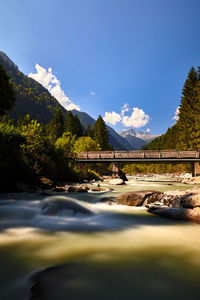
[1,0,200,134]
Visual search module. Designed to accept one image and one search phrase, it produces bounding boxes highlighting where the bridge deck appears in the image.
[75,150,200,162]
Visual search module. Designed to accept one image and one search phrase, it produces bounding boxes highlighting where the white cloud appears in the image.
[103,111,121,125]
[104,104,150,128]
[90,90,96,96]
[121,103,129,116]
[146,128,151,133]
[122,107,150,128]
[172,106,180,121]
[29,64,80,111]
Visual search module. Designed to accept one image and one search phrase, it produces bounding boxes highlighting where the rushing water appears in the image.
[0,176,200,300]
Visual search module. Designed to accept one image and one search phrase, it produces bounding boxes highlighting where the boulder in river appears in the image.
[42,198,93,216]
[147,206,200,223]
[147,187,200,223]
[116,190,163,206]
[52,186,66,192]
[90,186,104,192]
[65,185,88,192]
[109,178,125,185]
[180,189,200,208]
[192,177,200,184]
[100,197,116,205]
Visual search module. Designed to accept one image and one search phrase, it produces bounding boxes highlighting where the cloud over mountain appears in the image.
[29,64,80,111]
[104,104,150,129]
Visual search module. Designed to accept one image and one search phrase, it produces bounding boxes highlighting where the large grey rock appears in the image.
[116,190,163,206]
[42,199,93,216]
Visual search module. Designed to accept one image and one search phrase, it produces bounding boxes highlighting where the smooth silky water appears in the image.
[0,176,200,300]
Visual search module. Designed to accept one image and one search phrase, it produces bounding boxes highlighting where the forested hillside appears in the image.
[0,51,66,122]
[144,67,200,150]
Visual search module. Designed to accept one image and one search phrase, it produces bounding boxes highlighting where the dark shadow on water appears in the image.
[29,259,200,300]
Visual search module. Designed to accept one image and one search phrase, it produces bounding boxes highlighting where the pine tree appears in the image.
[47,108,65,142]
[0,63,16,115]
[65,111,75,134]
[93,115,110,150]
[86,124,93,138]
[73,114,83,137]
[190,66,200,149]
[177,67,198,149]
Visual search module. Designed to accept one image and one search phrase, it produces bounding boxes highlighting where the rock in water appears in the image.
[147,207,200,223]
[42,198,93,216]
[109,179,125,185]
[65,185,88,192]
[90,186,104,192]
[118,170,128,181]
[180,191,200,208]
[192,177,200,184]
[100,197,116,205]
[116,190,163,206]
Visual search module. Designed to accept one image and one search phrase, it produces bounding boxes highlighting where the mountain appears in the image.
[0,51,147,150]
[118,128,159,149]
[71,110,134,150]
[0,51,66,123]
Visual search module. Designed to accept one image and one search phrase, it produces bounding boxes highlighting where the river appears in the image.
[0,176,200,300]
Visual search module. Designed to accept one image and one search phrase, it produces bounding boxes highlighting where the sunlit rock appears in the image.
[109,179,125,185]
[116,190,163,206]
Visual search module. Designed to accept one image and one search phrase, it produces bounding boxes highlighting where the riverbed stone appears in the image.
[90,186,104,192]
[100,197,116,204]
[109,179,125,185]
[64,185,88,192]
[192,177,200,184]
[147,206,200,223]
[52,186,66,192]
[116,190,163,206]
[42,199,93,216]
[180,193,200,208]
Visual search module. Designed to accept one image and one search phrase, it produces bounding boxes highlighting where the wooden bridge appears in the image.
[75,150,200,176]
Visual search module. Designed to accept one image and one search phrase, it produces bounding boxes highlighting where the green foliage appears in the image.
[93,115,110,150]
[55,132,76,155]
[0,63,16,115]
[0,115,80,191]
[122,163,191,175]
[74,136,101,152]
[0,118,35,191]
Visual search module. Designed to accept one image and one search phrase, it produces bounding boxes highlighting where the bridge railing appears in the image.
[75,150,200,159]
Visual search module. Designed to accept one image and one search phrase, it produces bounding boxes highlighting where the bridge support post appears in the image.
[192,162,200,177]
[112,162,127,181]
[112,162,121,175]
[82,163,88,176]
